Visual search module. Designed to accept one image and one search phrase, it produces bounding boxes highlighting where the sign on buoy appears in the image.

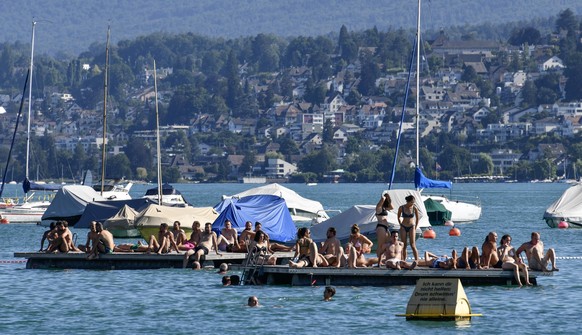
[397,278,481,321]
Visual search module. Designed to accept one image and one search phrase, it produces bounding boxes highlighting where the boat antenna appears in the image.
[154,60,162,204]
[24,20,36,198]
[0,70,30,199]
[100,25,110,197]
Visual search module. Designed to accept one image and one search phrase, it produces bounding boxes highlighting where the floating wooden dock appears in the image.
[242,265,550,286]
[13,251,294,270]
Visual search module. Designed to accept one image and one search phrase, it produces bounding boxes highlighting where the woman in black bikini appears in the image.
[397,195,420,261]
[375,193,393,266]
[249,230,277,265]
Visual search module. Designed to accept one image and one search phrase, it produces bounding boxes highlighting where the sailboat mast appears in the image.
[100,26,110,196]
[26,20,36,183]
[415,0,421,169]
[154,60,162,204]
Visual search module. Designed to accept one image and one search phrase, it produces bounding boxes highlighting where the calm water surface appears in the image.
[1,182,581,334]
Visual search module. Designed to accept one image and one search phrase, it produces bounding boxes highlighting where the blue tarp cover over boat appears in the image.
[414,167,452,189]
[213,194,296,243]
[76,198,156,228]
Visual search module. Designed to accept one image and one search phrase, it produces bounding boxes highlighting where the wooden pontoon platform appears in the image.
[241,265,551,286]
[13,251,294,270]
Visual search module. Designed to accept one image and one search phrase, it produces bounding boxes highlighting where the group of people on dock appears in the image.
[38,191,559,286]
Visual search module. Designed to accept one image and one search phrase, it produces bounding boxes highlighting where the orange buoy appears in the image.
[449,227,461,236]
[558,221,569,229]
[0,217,9,224]
[423,228,436,239]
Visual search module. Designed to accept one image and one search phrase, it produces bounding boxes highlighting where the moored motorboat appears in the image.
[223,183,328,222]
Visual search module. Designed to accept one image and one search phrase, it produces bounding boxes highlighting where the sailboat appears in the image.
[0,21,60,224]
[408,0,481,223]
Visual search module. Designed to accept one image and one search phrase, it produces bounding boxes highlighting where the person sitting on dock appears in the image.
[457,246,481,270]
[217,219,240,252]
[255,221,293,252]
[289,227,327,268]
[179,221,202,251]
[481,232,501,269]
[39,222,56,252]
[87,222,115,260]
[498,234,532,286]
[172,221,187,246]
[237,221,255,252]
[182,222,222,268]
[377,231,417,270]
[248,230,277,265]
[147,223,180,255]
[78,221,99,253]
[320,227,343,267]
[516,232,558,272]
[46,221,73,253]
[345,224,377,268]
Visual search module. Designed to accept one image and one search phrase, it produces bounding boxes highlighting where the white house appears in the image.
[540,56,565,72]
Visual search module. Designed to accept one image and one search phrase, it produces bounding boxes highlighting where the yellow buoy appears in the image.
[397,278,482,321]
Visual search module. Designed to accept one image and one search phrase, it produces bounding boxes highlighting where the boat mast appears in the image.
[154,60,162,204]
[415,0,421,170]
[100,26,110,197]
[25,20,36,189]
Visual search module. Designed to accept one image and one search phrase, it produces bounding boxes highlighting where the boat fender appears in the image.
[444,220,454,226]
[558,221,569,229]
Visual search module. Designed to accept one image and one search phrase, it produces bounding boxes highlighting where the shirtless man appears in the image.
[182,222,222,268]
[148,223,180,254]
[378,231,417,270]
[481,231,501,269]
[178,221,202,251]
[217,219,240,252]
[39,222,56,251]
[79,221,100,253]
[87,222,115,260]
[320,227,342,267]
[46,221,72,253]
[238,221,255,252]
[516,231,558,272]
[172,221,187,246]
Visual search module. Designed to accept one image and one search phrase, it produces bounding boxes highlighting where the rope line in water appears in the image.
[556,256,582,260]
[0,260,27,263]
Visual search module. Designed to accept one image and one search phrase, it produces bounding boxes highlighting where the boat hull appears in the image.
[544,216,582,228]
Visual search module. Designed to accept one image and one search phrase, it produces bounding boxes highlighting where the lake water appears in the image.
[1,182,581,334]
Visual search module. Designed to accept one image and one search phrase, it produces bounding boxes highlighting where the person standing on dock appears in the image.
[516,232,559,272]
[397,195,419,261]
[375,193,393,266]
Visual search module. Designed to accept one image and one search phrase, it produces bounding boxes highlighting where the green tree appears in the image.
[106,153,132,178]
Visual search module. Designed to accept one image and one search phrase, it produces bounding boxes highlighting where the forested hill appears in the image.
[2,0,582,56]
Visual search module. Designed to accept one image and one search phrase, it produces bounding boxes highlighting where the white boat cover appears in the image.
[103,205,139,231]
[41,185,106,223]
[225,183,326,218]
[135,204,218,228]
[544,184,582,222]
[311,189,430,242]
